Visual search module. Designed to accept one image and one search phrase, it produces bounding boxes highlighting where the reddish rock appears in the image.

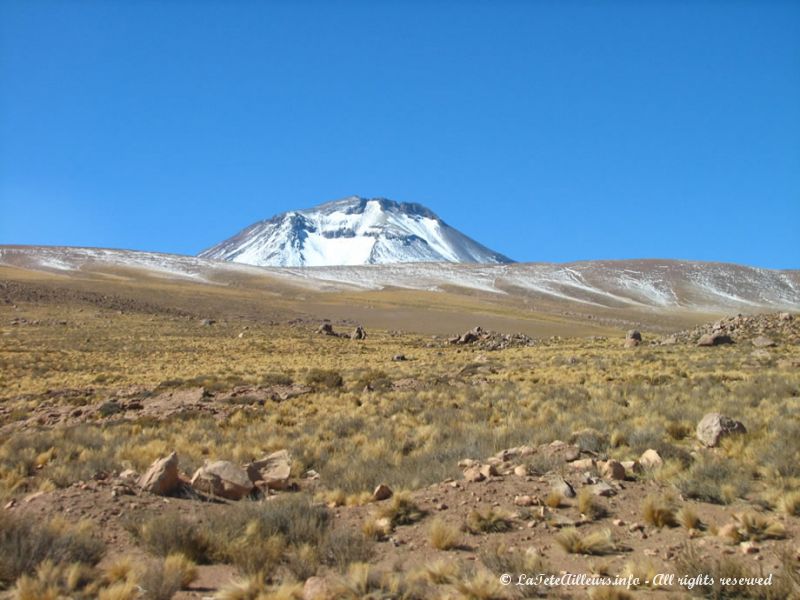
[138,452,180,496]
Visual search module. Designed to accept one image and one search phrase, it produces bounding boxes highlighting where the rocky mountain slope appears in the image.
[2,246,798,317]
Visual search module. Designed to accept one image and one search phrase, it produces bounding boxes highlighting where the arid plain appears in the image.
[1,252,800,599]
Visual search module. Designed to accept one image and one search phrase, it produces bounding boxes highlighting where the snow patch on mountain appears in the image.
[198,196,512,267]
[1,247,798,313]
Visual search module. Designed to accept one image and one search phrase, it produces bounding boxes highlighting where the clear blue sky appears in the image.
[1,1,798,268]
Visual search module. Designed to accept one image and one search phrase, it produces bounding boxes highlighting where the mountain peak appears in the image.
[199,197,512,267]
[290,196,439,221]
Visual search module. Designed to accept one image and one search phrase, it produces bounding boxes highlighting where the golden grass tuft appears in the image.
[588,588,634,600]
[376,491,425,527]
[213,575,267,600]
[102,555,136,585]
[362,516,392,540]
[452,569,511,599]
[735,512,786,541]
[641,495,677,528]
[545,490,564,509]
[675,506,702,531]
[577,488,608,521]
[163,553,198,589]
[777,491,800,516]
[428,518,461,550]
[418,559,460,585]
[555,528,616,555]
[466,509,514,534]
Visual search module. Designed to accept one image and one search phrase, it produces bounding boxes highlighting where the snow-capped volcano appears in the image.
[198,196,513,267]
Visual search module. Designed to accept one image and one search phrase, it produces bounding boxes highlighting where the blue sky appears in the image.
[1,1,798,268]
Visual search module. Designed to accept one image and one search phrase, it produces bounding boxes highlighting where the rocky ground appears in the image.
[2,290,800,598]
[5,430,800,599]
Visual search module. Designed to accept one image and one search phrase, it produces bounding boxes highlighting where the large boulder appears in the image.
[697,333,734,347]
[463,465,485,482]
[138,452,180,496]
[351,326,367,340]
[191,460,254,500]
[245,450,292,490]
[625,330,642,347]
[639,449,663,470]
[696,413,746,447]
[317,323,337,336]
[450,326,484,345]
[600,460,626,480]
[372,484,393,501]
[626,330,642,342]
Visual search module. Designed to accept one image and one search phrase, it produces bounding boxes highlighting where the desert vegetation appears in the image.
[1,286,799,597]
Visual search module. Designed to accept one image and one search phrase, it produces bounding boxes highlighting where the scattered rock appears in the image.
[191,460,254,500]
[494,446,535,462]
[740,541,759,555]
[245,449,292,490]
[514,495,536,507]
[372,484,393,501]
[317,323,337,336]
[351,325,367,340]
[550,476,576,498]
[696,413,747,447]
[303,576,334,600]
[513,465,529,477]
[570,458,596,471]
[450,327,482,345]
[639,449,663,470]
[600,460,626,480]
[751,336,776,348]
[479,464,498,479]
[664,313,799,346]
[119,469,138,480]
[463,466,485,483]
[590,481,616,497]
[392,354,407,361]
[542,440,582,464]
[448,326,535,350]
[138,452,180,496]
[621,460,644,475]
